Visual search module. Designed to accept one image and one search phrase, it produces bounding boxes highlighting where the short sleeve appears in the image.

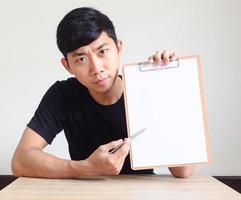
[27,81,66,144]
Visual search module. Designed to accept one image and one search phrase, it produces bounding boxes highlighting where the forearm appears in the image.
[168,165,195,178]
[11,148,90,178]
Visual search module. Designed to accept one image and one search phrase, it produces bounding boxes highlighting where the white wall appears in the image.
[0,0,240,176]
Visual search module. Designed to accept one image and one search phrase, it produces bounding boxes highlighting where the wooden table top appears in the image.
[0,174,240,200]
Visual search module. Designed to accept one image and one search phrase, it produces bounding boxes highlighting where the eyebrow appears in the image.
[93,43,108,52]
[71,52,86,58]
[71,43,109,58]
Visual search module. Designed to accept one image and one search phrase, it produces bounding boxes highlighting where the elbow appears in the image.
[175,170,193,179]
[169,165,195,179]
[11,154,22,177]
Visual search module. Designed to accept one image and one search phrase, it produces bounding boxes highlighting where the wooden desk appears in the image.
[0,174,240,199]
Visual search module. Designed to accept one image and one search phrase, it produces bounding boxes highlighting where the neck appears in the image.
[89,76,123,105]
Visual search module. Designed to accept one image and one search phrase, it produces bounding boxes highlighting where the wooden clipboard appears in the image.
[122,55,211,170]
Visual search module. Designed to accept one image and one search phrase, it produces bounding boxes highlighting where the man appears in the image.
[11,7,194,178]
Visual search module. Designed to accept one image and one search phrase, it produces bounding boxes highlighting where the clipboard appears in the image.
[122,55,210,170]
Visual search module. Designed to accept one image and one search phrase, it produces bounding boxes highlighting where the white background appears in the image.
[0,0,240,175]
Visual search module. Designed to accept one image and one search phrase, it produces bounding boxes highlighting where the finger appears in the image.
[113,138,131,158]
[100,139,123,152]
[148,56,154,63]
[170,52,178,61]
[161,50,172,64]
[115,139,131,168]
[153,51,162,63]
[115,156,127,172]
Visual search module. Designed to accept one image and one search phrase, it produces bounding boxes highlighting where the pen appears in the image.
[109,128,146,154]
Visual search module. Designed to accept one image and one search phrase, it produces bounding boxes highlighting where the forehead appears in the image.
[71,32,115,54]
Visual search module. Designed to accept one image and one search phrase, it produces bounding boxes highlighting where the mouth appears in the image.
[93,76,110,86]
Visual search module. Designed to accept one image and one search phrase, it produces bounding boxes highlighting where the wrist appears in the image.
[69,159,94,177]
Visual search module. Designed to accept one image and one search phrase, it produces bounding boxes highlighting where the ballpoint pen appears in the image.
[109,128,146,154]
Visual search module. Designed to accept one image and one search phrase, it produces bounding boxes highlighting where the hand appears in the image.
[148,50,178,65]
[168,165,195,178]
[85,138,131,175]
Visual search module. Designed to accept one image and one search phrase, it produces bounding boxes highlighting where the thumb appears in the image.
[103,139,124,151]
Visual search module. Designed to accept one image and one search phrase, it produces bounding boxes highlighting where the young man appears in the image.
[11,7,194,178]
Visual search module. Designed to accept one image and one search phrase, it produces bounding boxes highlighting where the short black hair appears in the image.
[56,7,117,58]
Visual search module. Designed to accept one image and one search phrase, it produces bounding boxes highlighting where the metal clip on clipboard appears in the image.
[138,59,180,72]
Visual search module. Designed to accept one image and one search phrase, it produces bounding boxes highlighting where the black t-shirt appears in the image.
[27,77,153,174]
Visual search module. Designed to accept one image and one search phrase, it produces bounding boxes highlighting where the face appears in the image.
[61,32,122,97]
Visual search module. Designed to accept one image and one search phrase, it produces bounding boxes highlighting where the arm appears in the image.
[11,127,130,178]
[168,166,195,178]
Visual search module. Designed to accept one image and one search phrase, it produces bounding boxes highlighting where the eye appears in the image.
[77,56,87,63]
[99,49,109,55]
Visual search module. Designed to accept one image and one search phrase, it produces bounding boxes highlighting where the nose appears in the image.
[90,55,104,75]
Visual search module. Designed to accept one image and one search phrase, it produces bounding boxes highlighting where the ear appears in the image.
[116,40,123,55]
[61,58,73,74]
